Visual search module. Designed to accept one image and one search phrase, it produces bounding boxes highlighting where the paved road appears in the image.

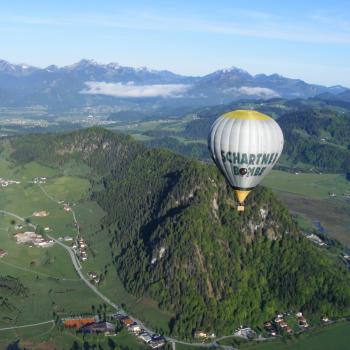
[48,235,119,310]
[0,320,54,332]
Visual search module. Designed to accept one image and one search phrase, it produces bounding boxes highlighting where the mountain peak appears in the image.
[0,59,15,72]
[0,59,37,74]
[66,59,102,70]
[213,66,251,77]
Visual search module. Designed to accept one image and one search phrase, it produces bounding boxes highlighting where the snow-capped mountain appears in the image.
[0,58,347,111]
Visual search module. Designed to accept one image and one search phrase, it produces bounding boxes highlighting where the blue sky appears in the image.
[0,0,349,86]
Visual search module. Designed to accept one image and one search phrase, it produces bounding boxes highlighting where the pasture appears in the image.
[234,321,350,350]
[262,170,350,246]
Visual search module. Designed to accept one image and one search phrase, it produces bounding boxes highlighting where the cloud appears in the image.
[224,86,279,98]
[2,10,350,45]
[81,81,190,98]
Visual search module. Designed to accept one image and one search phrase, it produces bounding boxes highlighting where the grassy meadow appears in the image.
[262,170,350,246]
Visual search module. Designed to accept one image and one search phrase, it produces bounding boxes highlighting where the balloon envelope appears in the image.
[208,110,284,207]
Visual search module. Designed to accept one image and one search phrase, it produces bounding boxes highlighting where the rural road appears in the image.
[48,234,119,310]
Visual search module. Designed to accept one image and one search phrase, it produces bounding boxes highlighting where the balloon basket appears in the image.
[237,205,245,212]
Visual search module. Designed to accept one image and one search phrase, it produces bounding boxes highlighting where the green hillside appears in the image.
[5,128,350,339]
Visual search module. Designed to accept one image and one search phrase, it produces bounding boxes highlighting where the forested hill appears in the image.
[151,99,350,175]
[6,128,350,337]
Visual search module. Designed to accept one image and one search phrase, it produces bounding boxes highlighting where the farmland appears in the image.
[235,321,350,350]
[262,170,350,246]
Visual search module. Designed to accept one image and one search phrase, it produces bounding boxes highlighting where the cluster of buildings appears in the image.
[0,177,20,187]
[63,317,115,335]
[273,314,293,334]
[73,236,88,261]
[14,231,54,248]
[264,311,310,337]
[0,248,7,258]
[113,313,166,348]
[32,177,47,184]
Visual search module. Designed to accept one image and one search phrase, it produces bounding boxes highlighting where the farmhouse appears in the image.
[81,321,114,334]
[128,323,142,333]
[0,249,7,258]
[138,332,152,343]
[194,330,208,339]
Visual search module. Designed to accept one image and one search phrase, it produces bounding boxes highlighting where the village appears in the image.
[62,313,166,349]
[14,231,54,247]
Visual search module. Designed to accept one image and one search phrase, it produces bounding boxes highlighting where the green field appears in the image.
[262,171,350,201]
[262,170,350,246]
[233,321,350,350]
[0,151,172,348]
[0,156,111,348]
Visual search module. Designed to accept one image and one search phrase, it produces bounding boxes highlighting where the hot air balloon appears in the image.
[208,110,284,211]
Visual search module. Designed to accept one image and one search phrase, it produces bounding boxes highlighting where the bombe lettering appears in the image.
[220,150,279,177]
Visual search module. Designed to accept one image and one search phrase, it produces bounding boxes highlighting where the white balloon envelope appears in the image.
[208,110,284,211]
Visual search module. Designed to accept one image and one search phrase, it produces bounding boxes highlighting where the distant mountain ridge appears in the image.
[0,58,348,111]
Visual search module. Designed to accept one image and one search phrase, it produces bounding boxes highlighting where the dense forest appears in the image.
[6,128,350,337]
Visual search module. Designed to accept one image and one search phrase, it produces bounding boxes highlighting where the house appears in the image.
[0,249,7,258]
[121,317,134,326]
[81,321,114,334]
[128,323,142,333]
[138,332,152,343]
[149,339,166,349]
[194,330,207,339]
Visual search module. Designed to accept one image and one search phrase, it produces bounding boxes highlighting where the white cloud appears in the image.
[81,81,190,98]
[224,86,279,98]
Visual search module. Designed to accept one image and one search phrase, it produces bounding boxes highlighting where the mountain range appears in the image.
[0,59,349,112]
